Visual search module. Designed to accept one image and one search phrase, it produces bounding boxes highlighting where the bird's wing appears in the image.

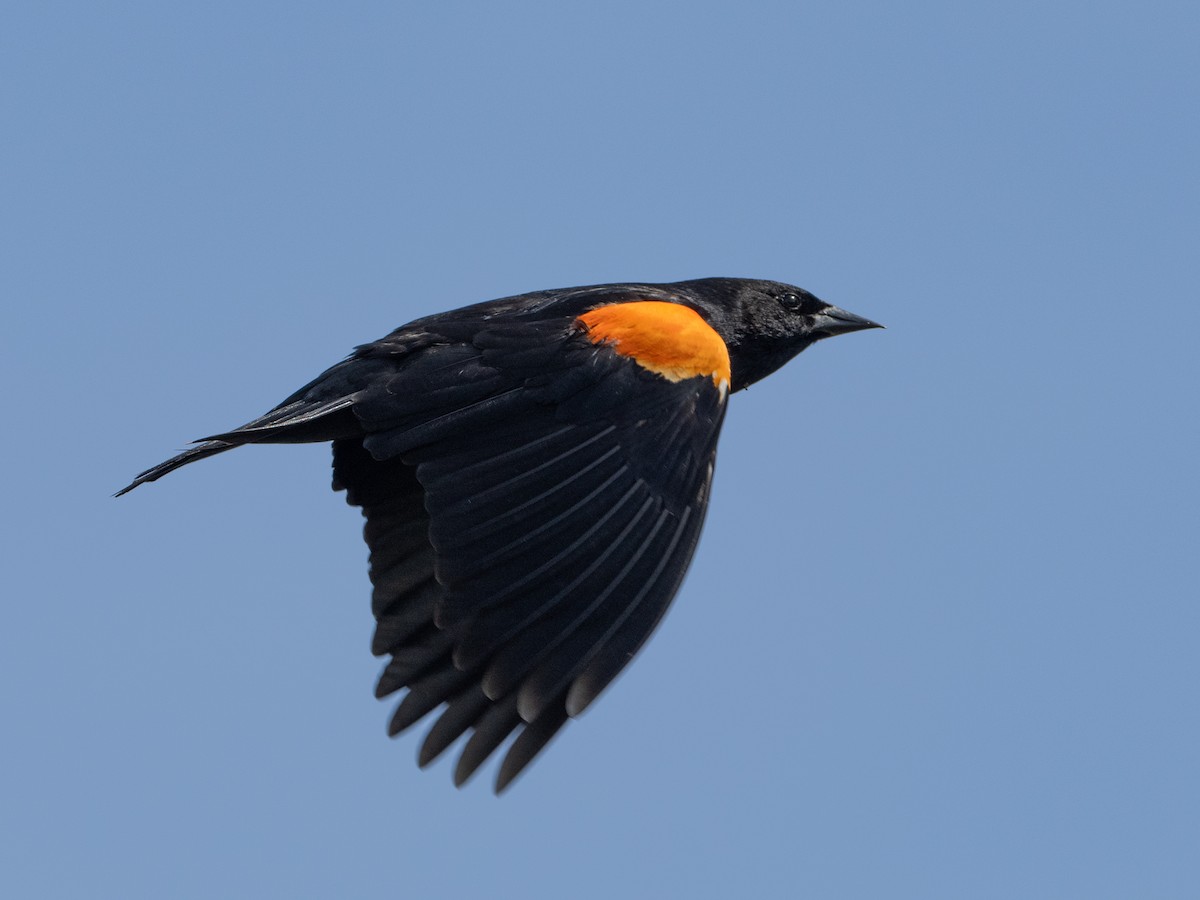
[334,305,729,791]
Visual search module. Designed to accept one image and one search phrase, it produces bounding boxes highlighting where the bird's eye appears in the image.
[779,292,802,311]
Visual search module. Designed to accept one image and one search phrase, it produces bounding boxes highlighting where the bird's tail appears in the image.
[115,441,237,496]
[116,393,363,497]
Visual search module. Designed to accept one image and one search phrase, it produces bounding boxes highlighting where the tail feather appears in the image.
[118,394,365,497]
[115,441,236,496]
[199,395,360,444]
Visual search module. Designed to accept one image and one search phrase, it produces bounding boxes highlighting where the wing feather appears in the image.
[333,312,728,789]
[477,490,661,701]
[418,686,491,768]
[454,695,522,787]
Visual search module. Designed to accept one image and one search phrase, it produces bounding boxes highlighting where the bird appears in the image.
[119,277,881,792]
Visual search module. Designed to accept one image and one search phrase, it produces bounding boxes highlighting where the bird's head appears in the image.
[676,277,883,390]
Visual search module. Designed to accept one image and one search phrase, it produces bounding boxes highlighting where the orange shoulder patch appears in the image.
[577,301,731,392]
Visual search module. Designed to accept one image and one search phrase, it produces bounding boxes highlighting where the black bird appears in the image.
[120,277,881,791]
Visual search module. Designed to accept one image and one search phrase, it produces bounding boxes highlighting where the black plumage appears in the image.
[120,277,880,791]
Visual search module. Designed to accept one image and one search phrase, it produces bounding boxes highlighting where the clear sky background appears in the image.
[4,2,1198,898]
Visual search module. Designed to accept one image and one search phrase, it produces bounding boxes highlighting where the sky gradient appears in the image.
[4,2,1198,898]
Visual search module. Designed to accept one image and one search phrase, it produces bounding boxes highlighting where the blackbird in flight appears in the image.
[121,277,881,791]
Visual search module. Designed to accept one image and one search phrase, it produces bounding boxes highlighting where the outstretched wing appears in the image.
[335,302,730,791]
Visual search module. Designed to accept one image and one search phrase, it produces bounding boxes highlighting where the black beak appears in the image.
[811,305,884,337]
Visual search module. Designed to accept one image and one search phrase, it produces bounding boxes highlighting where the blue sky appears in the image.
[4,2,1198,897]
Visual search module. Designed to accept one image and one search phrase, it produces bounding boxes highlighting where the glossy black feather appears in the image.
[454,694,522,787]
[496,703,570,794]
[418,685,491,768]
